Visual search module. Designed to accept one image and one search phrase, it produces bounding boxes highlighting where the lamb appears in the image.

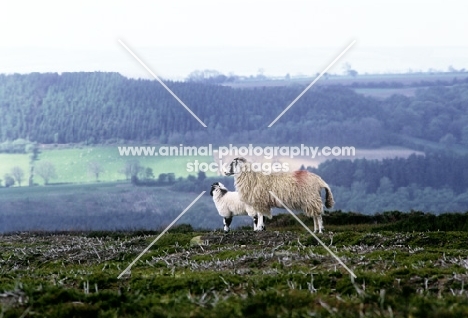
[210,182,271,232]
[225,157,334,233]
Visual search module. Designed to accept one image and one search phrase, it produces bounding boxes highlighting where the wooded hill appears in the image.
[1,72,468,148]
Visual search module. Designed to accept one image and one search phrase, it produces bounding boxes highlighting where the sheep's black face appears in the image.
[225,157,246,176]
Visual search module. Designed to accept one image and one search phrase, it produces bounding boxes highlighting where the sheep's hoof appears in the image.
[223,226,230,233]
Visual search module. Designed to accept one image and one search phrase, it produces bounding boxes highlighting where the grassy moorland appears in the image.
[1,213,468,317]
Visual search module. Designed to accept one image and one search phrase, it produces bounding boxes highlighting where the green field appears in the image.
[0,153,30,185]
[0,145,217,186]
[1,216,468,317]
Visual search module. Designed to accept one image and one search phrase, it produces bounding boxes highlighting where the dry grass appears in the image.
[1,224,468,317]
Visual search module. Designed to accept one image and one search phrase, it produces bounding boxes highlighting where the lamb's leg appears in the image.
[252,216,258,231]
[223,217,233,233]
[255,214,265,231]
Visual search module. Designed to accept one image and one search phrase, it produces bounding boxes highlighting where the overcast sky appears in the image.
[1,0,467,79]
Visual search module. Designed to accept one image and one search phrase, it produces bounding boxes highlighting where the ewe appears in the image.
[225,157,334,233]
[210,182,270,232]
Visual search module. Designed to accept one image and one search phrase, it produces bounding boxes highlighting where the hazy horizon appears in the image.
[1,46,467,81]
[1,1,467,80]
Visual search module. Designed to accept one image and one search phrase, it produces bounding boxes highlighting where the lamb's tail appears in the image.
[324,185,335,209]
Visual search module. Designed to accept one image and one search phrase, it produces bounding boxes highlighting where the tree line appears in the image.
[308,153,468,194]
[306,153,468,213]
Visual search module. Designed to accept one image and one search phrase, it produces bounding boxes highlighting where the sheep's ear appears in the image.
[210,187,215,196]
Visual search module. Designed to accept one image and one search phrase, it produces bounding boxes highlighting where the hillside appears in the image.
[1,72,468,149]
[0,182,225,234]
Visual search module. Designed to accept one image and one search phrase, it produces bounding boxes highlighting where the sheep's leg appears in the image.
[318,214,324,233]
[313,215,318,233]
[252,216,258,231]
[223,217,233,233]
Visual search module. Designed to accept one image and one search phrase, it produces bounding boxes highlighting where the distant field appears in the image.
[287,146,425,170]
[0,145,217,186]
[396,134,468,155]
[39,145,217,183]
[217,146,424,171]
[224,72,468,89]
[353,87,420,99]
[0,153,30,185]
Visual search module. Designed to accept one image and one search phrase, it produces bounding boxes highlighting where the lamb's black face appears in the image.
[225,157,246,176]
[210,182,220,196]
[210,182,228,196]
